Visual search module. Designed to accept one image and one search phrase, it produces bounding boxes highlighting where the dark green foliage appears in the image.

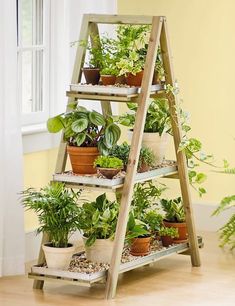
[144,210,164,233]
[77,193,119,247]
[47,105,121,155]
[161,197,186,223]
[94,156,123,169]
[20,182,81,248]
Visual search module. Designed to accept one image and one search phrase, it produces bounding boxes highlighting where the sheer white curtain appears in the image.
[0,0,25,276]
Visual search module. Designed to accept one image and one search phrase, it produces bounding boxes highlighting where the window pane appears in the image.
[21,0,43,45]
[22,50,43,113]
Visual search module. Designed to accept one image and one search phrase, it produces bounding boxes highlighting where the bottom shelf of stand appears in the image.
[29,237,203,287]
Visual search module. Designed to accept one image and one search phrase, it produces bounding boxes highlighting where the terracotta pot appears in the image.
[82,67,100,85]
[130,236,151,256]
[138,163,151,173]
[42,243,75,270]
[161,235,174,247]
[67,146,99,174]
[115,75,126,84]
[126,70,144,87]
[100,75,116,85]
[97,167,121,179]
[163,220,188,243]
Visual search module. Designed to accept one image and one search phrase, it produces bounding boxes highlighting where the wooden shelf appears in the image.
[29,237,203,287]
[53,162,178,190]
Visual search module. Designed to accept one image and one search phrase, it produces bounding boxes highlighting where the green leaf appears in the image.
[98,141,110,156]
[195,173,207,184]
[71,118,88,133]
[75,132,86,146]
[86,235,96,247]
[127,212,135,231]
[105,123,121,147]
[92,210,100,224]
[47,116,64,133]
[96,193,107,210]
[89,111,106,126]
[77,105,88,112]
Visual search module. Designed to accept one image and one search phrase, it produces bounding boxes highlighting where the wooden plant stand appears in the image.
[30,14,201,300]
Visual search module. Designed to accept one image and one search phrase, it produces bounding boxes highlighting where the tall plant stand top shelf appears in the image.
[31,14,201,300]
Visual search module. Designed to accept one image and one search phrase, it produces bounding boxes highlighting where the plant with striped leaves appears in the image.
[47,105,121,155]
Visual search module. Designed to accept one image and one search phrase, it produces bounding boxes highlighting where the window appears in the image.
[17,0,50,127]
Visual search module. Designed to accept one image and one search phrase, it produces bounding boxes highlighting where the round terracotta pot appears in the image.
[97,167,121,179]
[67,146,99,175]
[138,163,151,173]
[126,70,144,87]
[100,75,116,85]
[161,235,174,247]
[163,220,188,243]
[130,236,151,256]
[82,67,100,85]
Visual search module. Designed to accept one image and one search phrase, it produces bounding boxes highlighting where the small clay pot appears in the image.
[161,235,174,247]
[67,146,99,175]
[130,236,151,256]
[100,75,116,85]
[126,70,144,87]
[97,167,121,179]
[138,163,151,173]
[82,67,100,85]
[163,220,188,243]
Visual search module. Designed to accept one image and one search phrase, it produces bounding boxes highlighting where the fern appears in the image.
[212,195,235,250]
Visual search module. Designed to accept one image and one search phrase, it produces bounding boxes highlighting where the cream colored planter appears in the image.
[42,243,75,270]
[83,237,114,264]
[128,130,169,165]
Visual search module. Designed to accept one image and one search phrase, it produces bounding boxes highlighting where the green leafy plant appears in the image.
[109,142,155,171]
[20,182,81,248]
[94,156,123,169]
[77,193,119,247]
[212,196,235,250]
[47,105,121,155]
[144,210,164,233]
[126,212,150,241]
[160,197,186,223]
[158,226,179,238]
[119,98,171,135]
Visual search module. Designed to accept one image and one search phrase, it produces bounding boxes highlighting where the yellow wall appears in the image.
[23,148,58,231]
[118,0,235,203]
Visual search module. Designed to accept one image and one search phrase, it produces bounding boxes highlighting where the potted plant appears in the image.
[20,182,81,270]
[47,105,121,174]
[158,226,179,247]
[119,98,171,164]
[109,142,155,172]
[161,197,188,243]
[116,25,150,86]
[144,210,164,239]
[94,156,123,179]
[126,212,151,256]
[77,193,119,264]
[77,36,103,85]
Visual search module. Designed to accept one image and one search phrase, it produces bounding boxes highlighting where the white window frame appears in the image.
[17,0,50,127]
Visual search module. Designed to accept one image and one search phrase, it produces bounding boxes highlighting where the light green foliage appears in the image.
[20,182,81,248]
[77,193,119,247]
[144,210,164,233]
[47,105,120,155]
[119,98,171,135]
[94,156,123,169]
[161,197,185,223]
[212,195,235,250]
[126,212,150,241]
[158,226,179,238]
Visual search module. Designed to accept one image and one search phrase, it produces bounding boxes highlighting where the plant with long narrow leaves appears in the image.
[20,182,81,248]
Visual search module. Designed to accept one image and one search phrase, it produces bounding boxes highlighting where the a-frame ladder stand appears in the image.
[33,14,201,300]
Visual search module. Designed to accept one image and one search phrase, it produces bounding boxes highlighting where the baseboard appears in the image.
[25,202,233,262]
[192,201,234,232]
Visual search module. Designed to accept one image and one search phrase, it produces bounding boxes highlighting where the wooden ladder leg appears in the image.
[33,233,49,289]
[105,17,163,299]
[160,18,201,267]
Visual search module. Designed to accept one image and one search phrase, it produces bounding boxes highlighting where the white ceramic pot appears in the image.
[128,130,169,165]
[42,243,75,270]
[83,237,114,264]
